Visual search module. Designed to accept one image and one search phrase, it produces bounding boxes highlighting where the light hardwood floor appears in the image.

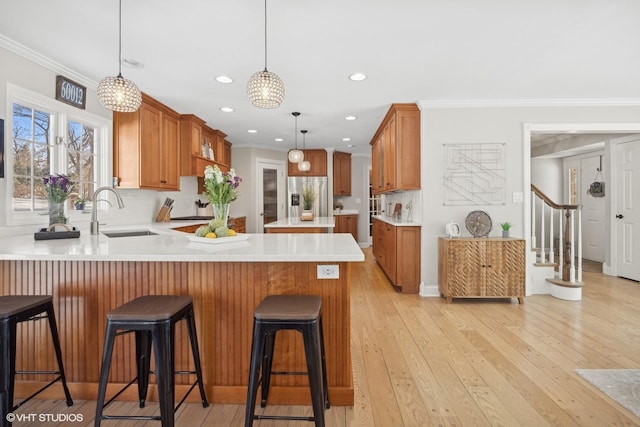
[12,248,640,426]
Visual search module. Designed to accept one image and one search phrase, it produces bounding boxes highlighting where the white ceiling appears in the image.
[2,0,640,156]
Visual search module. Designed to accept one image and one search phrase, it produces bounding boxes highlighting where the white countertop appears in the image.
[263,217,336,228]
[0,222,363,262]
[333,209,359,216]
[372,215,421,227]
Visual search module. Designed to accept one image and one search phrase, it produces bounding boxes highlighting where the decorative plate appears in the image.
[465,210,492,237]
[187,234,250,245]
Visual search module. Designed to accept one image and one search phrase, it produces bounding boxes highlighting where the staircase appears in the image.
[530,184,583,300]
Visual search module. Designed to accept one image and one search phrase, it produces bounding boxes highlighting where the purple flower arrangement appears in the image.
[43,173,73,203]
[203,165,242,205]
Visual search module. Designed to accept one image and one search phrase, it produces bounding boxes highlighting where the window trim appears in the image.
[5,83,112,226]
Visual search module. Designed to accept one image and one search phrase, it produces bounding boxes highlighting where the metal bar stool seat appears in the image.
[94,295,208,427]
[0,295,73,427]
[245,295,329,427]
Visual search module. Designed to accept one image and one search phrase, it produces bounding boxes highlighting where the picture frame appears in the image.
[392,203,402,218]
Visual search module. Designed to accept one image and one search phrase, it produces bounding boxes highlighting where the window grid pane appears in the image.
[12,103,53,212]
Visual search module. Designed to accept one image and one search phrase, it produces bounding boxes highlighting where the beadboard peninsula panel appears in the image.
[0,259,353,405]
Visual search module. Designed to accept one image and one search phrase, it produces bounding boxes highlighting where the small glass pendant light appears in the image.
[288,112,304,163]
[298,130,311,171]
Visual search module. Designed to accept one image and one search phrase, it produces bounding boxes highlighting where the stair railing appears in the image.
[531,184,582,283]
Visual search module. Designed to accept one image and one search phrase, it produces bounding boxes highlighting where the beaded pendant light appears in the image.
[97,0,141,112]
[298,130,311,171]
[288,112,304,163]
[247,0,285,108]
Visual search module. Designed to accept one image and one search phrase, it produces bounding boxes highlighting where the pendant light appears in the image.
[247,0,285,109]
[288,112,304,163]
[298,130,311,172]
[97,0,142,113]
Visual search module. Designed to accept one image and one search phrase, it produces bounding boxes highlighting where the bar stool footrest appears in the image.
[255,415,316,421]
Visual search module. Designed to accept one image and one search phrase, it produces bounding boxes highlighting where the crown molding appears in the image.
[418,98,640,109]
[0,34,98,90]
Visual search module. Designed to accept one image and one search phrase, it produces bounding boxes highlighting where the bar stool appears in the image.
[0,295,73,427]
[94,295,208,427]
[245,295,329,427]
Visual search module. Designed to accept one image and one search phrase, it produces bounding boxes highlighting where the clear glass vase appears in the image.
[48,197,67,225]
[212,203,229,228]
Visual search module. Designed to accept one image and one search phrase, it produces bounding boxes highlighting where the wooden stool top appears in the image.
[0,295,52,319]
[254,295,321,321]
[107,295,193,321]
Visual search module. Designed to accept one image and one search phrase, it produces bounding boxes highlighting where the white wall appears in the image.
[418,103,640,295]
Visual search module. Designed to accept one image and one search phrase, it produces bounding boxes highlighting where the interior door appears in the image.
[615,138,640,281]
[256,159,286,233]
[581,154,606,262]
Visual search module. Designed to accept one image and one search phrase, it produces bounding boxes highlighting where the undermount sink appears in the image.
[102,230,159,238]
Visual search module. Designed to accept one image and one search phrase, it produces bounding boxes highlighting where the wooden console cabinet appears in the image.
[438,237,525,303]
[372,218,421,293]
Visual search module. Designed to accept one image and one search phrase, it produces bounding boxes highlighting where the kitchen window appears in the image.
[6,84,111,226]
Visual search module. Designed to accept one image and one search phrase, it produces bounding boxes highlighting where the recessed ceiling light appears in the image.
[121,58,144,69]
[220,107,234,112]
[349,73,367,81]
[248,129,258,133]
[275,138,283,142]
[347,144,354,148]
[216,75,234,84]
[342,137,351,142]
[345,115,357,121]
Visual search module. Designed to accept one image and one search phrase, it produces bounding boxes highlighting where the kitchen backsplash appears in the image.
[381,190,422,223]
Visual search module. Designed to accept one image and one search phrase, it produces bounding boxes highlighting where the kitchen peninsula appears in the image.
[0,225,363,406]
[264,216,335,233]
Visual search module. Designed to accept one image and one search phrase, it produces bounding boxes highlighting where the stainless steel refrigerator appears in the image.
[287,176,328,218]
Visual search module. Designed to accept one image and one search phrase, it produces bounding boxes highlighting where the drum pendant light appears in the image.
[97,0,142,112]
[288,112,304,163]
[247,0,285,108]
[298,130,311,172]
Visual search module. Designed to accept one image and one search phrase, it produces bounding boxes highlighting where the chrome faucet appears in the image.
[90,187,125,235]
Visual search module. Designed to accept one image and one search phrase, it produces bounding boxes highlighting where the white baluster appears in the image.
[577,208,582,283]
[570,209,576,283]
[549,205,554,265]
[559,209,563,279]
[531,192,536,249]
[540,202,546,263]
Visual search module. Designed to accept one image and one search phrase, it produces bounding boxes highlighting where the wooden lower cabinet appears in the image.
[334,214,358,242]
[438,237,525,303]
[372,218,421,293]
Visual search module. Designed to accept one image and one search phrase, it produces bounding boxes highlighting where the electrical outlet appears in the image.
[317,265,339,279]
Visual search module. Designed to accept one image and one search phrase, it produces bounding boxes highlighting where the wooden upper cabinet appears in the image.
[288,149,328,176]
[369,103,420,194]
[333,151,352,196]
[371,135,384,193]
[113,93,180,191]
[180,115,231,176]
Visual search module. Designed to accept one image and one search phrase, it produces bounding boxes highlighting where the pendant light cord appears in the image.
[117,0,123,77]
[294,113,298,149]
[263,0,268,71]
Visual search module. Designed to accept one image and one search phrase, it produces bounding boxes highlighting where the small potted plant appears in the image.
[301,186,316,220]
[74,195,86,211]
[500,222,512,238]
